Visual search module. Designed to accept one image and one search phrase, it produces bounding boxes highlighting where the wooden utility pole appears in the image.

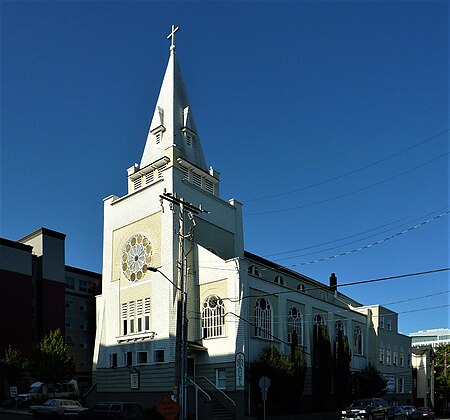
[159,191,202,420]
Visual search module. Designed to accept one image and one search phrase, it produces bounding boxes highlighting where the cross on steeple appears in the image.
[167,25,180,51]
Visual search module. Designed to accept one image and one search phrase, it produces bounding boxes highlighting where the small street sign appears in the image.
[9,386,18,398]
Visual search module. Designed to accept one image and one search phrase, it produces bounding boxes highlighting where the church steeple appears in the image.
[139,26,207,171]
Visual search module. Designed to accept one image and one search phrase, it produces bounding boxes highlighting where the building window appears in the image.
[66,335,74,347]
[136,300,143,333]
[124,351,132,367]
[145,171,154,185]
[122,303,128,335]
[313,314,325,326]
[386,318,392,331]
[399,350,405,367]
[65,276,75,290]
[192,172,202,188]
[254,298,272,340]
[248,265,261,277]
[79,337,87,349]
[379,345,384,364]
[129,301,135,333]
[397,377,404,393]
[407,352,411,367]
[79,298,87,311]
[379,315,384,329]
[154,350,165,363]
[79,279,88,292]
[216,368,226,390]
[65,317,74,328]
[65,296,75,309]
[386,347,392,365]
[393,349,398,366]
[202,295,225,339]
[287,307,303,345]
[335,320,345,337]
[274,275,284,286]
[137,351,148,365]
[133,177,142,191]
[110,353,118,368]
[79,319,87,330]
[353,326,363,355]
[144,298,150,331]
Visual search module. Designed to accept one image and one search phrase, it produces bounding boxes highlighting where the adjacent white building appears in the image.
[91,30,412,418]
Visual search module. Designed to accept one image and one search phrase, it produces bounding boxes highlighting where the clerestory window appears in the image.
[202,295,225,339]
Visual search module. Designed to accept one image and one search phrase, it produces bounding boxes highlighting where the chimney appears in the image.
[329,273,337,292]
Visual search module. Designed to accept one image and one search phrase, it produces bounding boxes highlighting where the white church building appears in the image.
[92,28,411,419]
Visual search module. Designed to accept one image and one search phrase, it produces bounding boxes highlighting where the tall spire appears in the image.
[140,26,207,171]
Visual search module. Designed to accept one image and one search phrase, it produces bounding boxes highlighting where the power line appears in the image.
[289,211,449,266]
[265,206,449,259]
[245,128,448,203]
[246,151,448,216]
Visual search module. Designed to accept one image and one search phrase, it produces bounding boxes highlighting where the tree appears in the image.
[0,346,28,385]
[333,330,352,409]
[312,324,333,410]
[250,346,306,415]
[29,329,75,384]
[352,363,387,399]
[434,344,450,413]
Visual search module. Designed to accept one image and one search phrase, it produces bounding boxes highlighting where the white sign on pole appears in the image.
[235,352,245,390]
[9,386,18,398]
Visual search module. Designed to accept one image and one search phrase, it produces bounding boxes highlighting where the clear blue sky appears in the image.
[1,1,448,335]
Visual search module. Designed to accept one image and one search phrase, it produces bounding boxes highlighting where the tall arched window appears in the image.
[274,275,284,286]
[288,307,303,345]
[254,298,272,340]
[202,295,225,339]
[248,265,261,277]
[313,314,325,326]
[353,326,363,355]
[335,320,345,337]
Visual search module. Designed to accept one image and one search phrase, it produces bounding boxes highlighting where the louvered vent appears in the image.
[133,177,142,190]
[192,172,202,188]
[205,179,214,194]
[145,171,154,185]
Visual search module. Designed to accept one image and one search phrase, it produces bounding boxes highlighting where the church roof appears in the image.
[140,30,207,171]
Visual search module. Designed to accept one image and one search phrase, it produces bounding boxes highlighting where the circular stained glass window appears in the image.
[121,234,152,282]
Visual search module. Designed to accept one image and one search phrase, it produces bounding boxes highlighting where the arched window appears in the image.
[335,320,345,337]
[254,298,272,340]
[202,295,225,339]
[288,307,303,345]
[353,326,363,355]
[313,314,324,326]
[248,265,261,277]
[274,275,284,286]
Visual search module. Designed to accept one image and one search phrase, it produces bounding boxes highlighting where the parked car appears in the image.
[78,402,144,420]
[388,406,407,420]
[410,407,435,419]
[30,399,87,418]
[342,398,390,420]
[400,406,416,419]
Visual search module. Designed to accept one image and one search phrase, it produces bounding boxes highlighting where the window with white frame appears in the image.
[254,298,272,340]
[353,326,363,355]
[136,299,143,332]
[248,265,261,277]
[335,320,345,337]
[202,295,225,339]
[137,351,148,364]
[274,275,284,286]
[144,298,150,331]
[379,315,384,329]
[386,347,392,365]
[287,307,303,345]
[129,301,135,333]
[313,314,325,326]
[122,303,128,335]
[216,368,226,390]
[379,345,384,364]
